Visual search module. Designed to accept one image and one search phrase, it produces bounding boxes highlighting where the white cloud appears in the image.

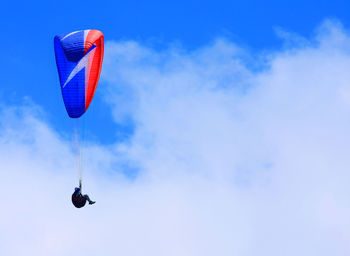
[1,20,350,255]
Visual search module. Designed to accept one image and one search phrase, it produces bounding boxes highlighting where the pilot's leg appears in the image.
[83,194,96,205]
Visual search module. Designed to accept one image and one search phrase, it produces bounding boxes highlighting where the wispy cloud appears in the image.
[1,20,350,255]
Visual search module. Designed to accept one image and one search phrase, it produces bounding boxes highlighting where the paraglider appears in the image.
[72,181,95,208]
[54,29,104,208]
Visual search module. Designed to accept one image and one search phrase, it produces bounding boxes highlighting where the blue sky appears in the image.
[2,1,350,255]
[1,0,349,144]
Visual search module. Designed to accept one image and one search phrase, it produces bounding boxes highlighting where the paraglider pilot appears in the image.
[72,182,95,208]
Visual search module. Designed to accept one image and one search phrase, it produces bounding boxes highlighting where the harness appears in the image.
[72,193,86,208]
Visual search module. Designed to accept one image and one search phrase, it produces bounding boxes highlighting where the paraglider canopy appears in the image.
[54,29,104,118]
